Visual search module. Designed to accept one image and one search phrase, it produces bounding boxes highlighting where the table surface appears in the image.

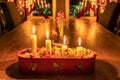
[0,17,120,80]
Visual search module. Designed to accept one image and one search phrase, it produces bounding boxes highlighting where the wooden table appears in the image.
[0,17,120,80]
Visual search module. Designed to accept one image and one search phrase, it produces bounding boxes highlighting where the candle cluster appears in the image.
[19,45,96,59]
[52,46,95,58]
[31,26,52,57]
[20,26,96,59]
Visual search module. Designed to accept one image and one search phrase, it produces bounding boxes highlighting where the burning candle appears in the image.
[31,25,37,56]
[45,29,52,54]
[62,35,67,57]
[77,37,82,54]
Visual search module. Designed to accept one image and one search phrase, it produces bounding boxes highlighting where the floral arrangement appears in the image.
[56,11,65,38]
[50,26,58,40]
[50,11,66,40]
[18,46,96,59]
[56,11,65,26]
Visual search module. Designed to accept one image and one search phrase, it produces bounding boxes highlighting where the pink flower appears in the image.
[50,26,55,31]
[43,52,50,58]
[56,11,65,27]
[51,30,58,40]
[61,12,64,18]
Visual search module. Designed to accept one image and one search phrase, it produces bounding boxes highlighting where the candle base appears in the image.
[53,38,69,45]
[18,49,95,74]
[55,37,63,43]
[17,48,96,74]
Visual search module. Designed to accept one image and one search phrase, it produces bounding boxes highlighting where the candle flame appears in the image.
[46,29,49,39]
[32,25,35,34]
[78,37,81,46]
[63,35,66,44]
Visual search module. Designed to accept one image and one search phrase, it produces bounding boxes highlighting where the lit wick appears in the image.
[31,25,37,56]
[62,35,67,58]
[77,37,82,54]
[78,37,81,47]
[45,29,52,55]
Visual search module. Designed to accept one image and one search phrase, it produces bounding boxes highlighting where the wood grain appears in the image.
[0,17,120,80]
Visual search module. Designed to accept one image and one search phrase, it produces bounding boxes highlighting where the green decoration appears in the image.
[48,10,52,15]
[39,5,42,9]
[86,11,90,16]
[43,9,47,14]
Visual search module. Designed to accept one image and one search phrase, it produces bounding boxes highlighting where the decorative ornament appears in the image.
[76,64,82,71]
[53,63,61,71]
[30,62,37,71]
[56,11,65,38]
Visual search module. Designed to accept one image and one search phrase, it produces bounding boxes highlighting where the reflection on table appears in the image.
[0,17,120,80]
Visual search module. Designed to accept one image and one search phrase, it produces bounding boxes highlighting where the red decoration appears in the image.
[56,11,65,27]
[17,48,96,74]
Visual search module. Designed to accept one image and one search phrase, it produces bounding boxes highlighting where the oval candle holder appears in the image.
[17,48,96,74]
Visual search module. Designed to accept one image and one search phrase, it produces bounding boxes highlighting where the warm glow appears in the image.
[63,35,66,45]
[65,0,69,22]
[45,4,47,8]
[32,25,35,34]
[46,29,49,39]
[78,37,81,46]
[53,0,56,22]
[75,19,84,34]
[45,22,49,29]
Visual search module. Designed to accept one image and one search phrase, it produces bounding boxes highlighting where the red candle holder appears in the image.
[17,48,96,74]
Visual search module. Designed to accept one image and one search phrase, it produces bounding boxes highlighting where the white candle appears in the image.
[62,35,67,57]
[45,29,52,54]
[77,37,82,54]
[31,26,37,56]
[41,0,43,8]
[37,0,40,5]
